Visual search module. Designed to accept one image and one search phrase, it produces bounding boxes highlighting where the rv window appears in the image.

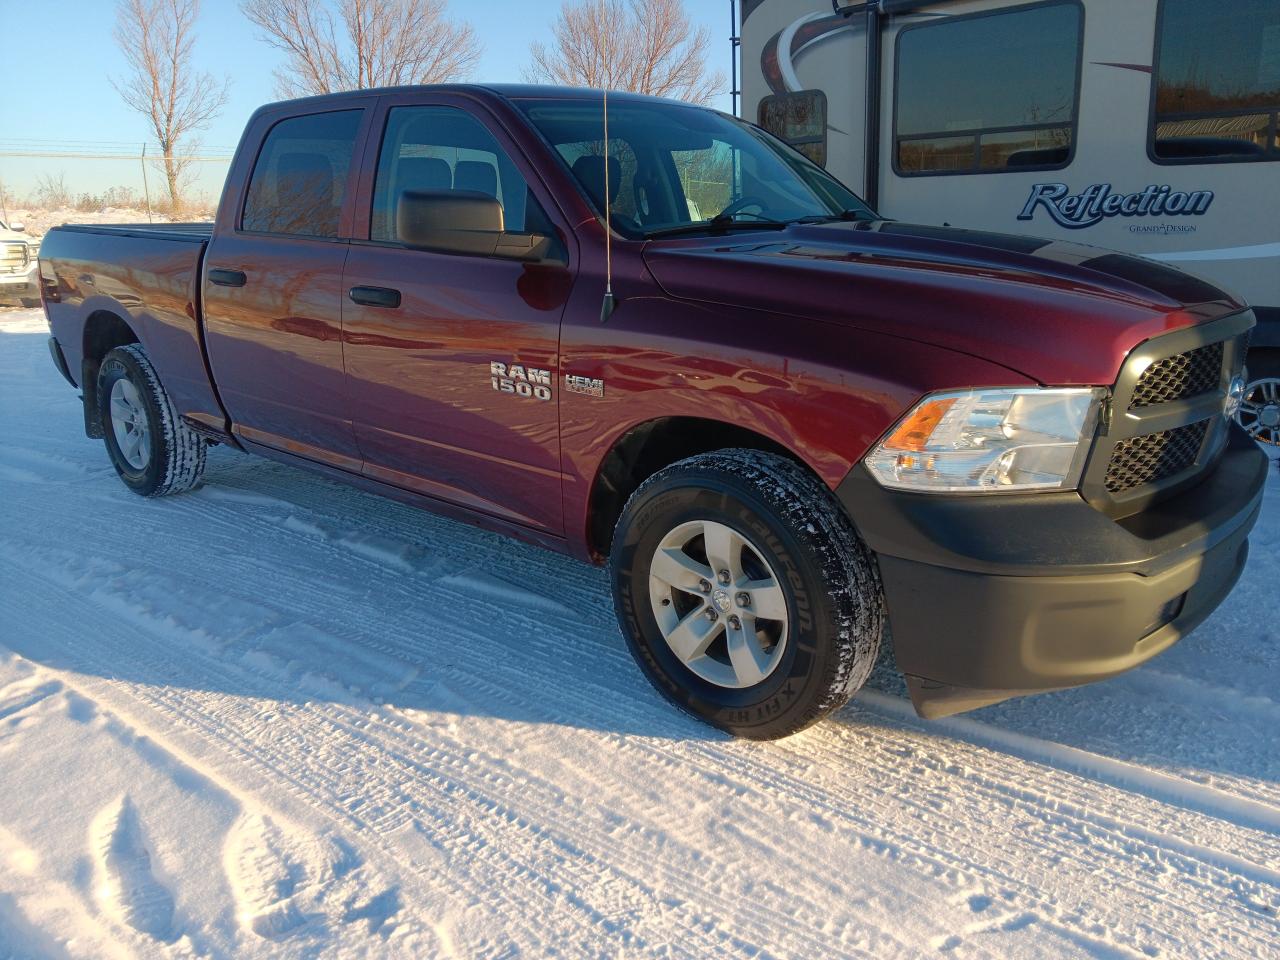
[893,1,1082,176]
[758,91,828,167]
[1151,0,1280,163]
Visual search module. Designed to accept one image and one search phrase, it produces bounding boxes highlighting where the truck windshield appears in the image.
[516,98,875,238]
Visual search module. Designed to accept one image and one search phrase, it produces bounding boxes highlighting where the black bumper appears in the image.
[838,426,1268,718]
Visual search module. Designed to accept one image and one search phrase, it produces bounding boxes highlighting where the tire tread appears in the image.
[614,448,884,738]
[107,345,206,496]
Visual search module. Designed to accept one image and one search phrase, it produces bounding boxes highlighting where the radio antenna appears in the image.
[599,82,616,323]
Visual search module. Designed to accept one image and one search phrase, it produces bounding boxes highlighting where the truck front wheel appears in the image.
[610,449,884,739]
[97,344,206,497]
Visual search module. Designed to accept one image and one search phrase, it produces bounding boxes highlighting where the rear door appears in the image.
[203,103,374,469]
[341,94,575,532]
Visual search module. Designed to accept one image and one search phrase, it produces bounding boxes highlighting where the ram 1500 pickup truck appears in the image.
[38,85,1268,739]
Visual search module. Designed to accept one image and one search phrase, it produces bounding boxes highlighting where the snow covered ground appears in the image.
[1,305,1277,959]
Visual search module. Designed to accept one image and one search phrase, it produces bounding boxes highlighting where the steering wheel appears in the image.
[717,195,769,220]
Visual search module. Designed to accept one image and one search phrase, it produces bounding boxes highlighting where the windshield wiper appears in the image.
[789,209,876,225]
[644,213,789,239]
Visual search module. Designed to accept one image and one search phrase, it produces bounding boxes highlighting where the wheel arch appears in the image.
[83,308,141,365]
[79,308,142,438]
[584,415,828,561]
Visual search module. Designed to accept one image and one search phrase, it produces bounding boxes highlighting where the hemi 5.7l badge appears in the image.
[491,361,552,401]
[565,374,605,398]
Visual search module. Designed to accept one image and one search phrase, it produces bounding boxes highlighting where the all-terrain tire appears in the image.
[97,344,206,497]
[610,449,884,739]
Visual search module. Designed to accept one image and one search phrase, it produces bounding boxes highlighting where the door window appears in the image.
[242,110,363,237]
[370,106,556,242]
[1152,0,1280,162]
[893,1,1083,175]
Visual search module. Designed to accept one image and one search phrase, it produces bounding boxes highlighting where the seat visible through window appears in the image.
[454,160,498,197]
[369,105,549,241]
[242,109,362,238]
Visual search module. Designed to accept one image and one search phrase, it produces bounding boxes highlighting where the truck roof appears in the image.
[257,83,681,114]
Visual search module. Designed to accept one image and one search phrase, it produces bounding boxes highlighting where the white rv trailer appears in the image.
[739,0,1280,443]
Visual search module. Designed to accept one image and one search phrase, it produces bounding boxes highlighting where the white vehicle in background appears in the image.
[0,218,40,307]
[738,0,1280,444]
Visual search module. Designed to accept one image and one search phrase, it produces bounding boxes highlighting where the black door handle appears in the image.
[208,268,246,287]
[349,285,401,309]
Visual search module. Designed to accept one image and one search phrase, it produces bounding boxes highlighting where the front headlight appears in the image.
[865,387,1105,493]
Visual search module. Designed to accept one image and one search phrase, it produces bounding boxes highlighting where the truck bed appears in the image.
[40,221,224,435]
[50,222,213,242]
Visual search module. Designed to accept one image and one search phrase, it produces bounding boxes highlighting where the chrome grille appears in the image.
[0,242,28,272]
[1129,341,1223,408]
[1105,419,1210,493]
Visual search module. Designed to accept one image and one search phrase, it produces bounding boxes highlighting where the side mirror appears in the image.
[397,190,504,256]
[396,190,558,262]
[8,221,24,232]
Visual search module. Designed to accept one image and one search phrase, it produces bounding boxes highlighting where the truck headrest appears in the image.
[454,160,498,198]
[572,155,621,209]
[398,157,453,192]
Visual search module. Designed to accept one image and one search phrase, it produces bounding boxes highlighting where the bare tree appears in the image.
[526,0,723,105]
[113,0,229,213]
[33,172,73,210]
[241,0,481,98]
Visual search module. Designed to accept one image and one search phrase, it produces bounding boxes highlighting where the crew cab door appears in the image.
[203,103,374,469]
[341,95,575,532]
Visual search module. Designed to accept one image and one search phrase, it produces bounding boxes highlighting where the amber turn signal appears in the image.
[880,397,956,451]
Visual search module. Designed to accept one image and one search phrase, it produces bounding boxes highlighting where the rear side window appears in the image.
[1152,0,1280,163]
[370,105,551,242]
[893,1,1082,176]
[242,110,363,237]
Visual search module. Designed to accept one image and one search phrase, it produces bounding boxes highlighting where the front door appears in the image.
[203,105,371,469]
[341,99,575,532]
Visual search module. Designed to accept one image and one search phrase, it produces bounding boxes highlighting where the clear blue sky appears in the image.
[0,0,736,202]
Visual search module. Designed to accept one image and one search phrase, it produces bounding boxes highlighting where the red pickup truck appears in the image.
[38,85,1267,738]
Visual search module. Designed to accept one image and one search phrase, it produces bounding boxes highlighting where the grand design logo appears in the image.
[1018,183,1214,229]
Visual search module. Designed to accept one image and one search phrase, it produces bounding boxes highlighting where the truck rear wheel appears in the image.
[97,344,206,497]
[610,449,884,739]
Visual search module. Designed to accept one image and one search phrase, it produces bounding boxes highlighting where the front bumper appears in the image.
[0,264,38,298]
[838,425,1268,718]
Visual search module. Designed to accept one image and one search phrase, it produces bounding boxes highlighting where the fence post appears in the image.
[140,144,153,222]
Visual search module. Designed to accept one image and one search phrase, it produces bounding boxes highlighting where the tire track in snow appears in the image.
[860,690,1280,841]
[0,648,427,954]
[10,529,1280,952]
[0,541,955,957]
[1,566,733,959]
[6,549,1277,959]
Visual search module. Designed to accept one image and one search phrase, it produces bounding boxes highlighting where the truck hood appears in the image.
[642,220,1245,385]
